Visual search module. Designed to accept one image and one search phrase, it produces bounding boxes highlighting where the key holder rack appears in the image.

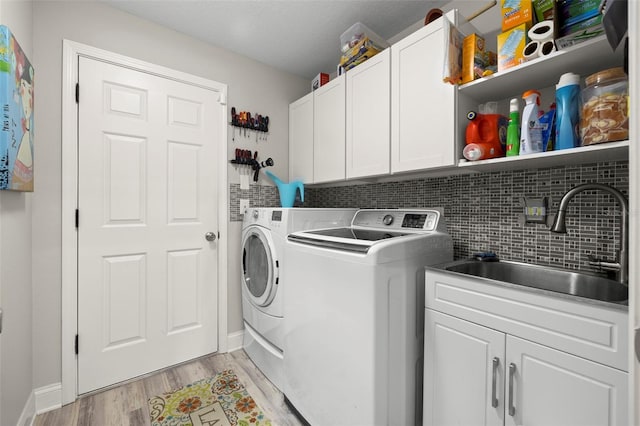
[230,106,269,142]
[230,149,274,182]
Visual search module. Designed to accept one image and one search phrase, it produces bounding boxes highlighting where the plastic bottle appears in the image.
[555,72,581,149]
[463,143,496,161]
[505,98,520,156]
[519,90,544,155]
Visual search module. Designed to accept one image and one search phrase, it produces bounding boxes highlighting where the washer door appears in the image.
[242,226,279,307]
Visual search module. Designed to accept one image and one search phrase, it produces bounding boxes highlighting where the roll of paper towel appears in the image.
[528,20,554,41]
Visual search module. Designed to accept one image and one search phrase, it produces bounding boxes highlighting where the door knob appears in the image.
[205,232,217,242]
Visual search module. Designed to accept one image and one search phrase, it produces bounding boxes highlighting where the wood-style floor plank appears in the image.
[33,350,303,426]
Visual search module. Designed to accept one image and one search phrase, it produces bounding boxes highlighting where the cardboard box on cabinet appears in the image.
[497,23,529,72]
[312,73,330,91]
[501,0,533,31]
[461,34,486,84]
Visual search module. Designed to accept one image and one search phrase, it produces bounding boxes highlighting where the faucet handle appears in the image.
[587,254,601,263]
[587,254,621,273]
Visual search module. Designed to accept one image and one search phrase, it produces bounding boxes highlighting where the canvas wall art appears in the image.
[0,25,34,192]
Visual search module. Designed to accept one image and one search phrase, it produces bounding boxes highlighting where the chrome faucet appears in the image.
[550,183,629,285]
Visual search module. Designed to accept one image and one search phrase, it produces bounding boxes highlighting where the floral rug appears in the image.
[148,369,272,426]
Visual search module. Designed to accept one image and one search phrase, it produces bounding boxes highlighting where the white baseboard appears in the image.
[227,330,245,352]
[17,390,35,426]
[34,383,62,414]
[17,383,63,426]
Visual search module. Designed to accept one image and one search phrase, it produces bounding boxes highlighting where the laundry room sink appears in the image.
[442,259,628,303]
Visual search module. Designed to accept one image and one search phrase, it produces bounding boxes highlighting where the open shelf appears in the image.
[458,35,625,101]
[457,140,629,172]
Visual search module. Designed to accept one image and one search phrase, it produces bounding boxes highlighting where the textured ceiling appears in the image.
[102,0,459,80]
[103,1,502,80]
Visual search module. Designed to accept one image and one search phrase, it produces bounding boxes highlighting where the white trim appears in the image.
[17,390,35,426]
[628,1,639,423]
[34,383,62,414]
[61,39,229,405]
[227,330,245,352]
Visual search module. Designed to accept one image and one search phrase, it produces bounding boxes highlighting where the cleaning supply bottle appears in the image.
[555,72,581,149]
[519,90,544,155]
[463,143,496,161]
[505,98,520,156]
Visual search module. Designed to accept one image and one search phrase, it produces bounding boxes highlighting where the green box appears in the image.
[533,0,554,21]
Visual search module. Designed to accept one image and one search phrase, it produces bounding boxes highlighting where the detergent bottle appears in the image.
[462,110,507,161]
[505,98,520,156]
[555,72,581,149]
[519,90,544,154]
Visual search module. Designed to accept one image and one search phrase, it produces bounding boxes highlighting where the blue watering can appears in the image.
[265,170,304,208]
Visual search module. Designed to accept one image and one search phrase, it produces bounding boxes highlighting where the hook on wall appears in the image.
[230,149,274,182]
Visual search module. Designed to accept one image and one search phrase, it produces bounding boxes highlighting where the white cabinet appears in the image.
[424,269,629,426]
[425,309,628,426]
[506,334,627,426]
[391,14,457,173]
[424,309,505,426]
[288,92,313,183]
[346,48,390,178]
[313,74,346,183]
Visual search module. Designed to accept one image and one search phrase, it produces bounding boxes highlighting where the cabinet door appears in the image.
[424,309,505,426]
[313,74,345,183]
[391,16,456,173]
[346,49,390,178]
[288,93,314,183]
[506,335,628,426]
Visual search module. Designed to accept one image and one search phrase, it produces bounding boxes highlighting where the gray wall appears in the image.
[32,1,308,390]
[0,2,34,424]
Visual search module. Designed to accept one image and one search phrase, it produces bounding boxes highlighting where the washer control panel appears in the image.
[352,209,441,232]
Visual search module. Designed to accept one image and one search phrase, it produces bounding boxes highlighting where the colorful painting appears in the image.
[0,25,34,192]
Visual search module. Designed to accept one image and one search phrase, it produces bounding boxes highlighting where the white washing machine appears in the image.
[283,209,454,426]
[241,207,356,391]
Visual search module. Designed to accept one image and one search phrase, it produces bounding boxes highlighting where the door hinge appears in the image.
[75,334,79,355]
[75,209,79,229]
[75,83,79,103]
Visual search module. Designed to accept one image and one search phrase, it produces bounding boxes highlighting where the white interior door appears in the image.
[77,56,220,393]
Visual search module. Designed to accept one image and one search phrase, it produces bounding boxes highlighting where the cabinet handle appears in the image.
[508,363,516,416]
[491,357,499,408]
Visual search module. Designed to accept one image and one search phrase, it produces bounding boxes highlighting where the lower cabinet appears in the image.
[424,309,628,426]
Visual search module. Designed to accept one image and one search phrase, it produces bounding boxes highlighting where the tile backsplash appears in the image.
[230,183,280,221]
[231,161,628,273]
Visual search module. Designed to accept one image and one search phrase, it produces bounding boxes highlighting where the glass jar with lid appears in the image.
[580,67,629,145]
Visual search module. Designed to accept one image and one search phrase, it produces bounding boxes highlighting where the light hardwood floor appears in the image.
[34,350,304,426]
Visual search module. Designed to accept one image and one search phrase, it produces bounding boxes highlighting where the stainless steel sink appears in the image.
[444,260,628,303]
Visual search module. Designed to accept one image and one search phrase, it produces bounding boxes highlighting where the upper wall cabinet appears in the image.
[289,92,314,183]
[391,14,457,174]
[346,48,391,179]
[313,74,346,183]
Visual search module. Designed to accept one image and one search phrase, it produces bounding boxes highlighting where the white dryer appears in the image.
[241,207,356,391]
